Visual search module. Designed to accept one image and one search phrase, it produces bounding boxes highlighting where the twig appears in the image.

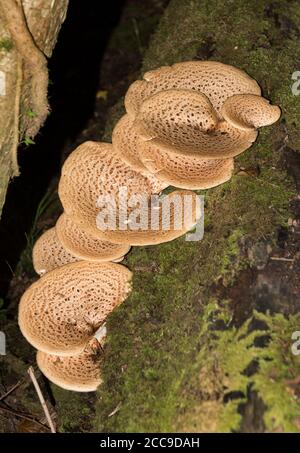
[270,256,294,262]
[5,260,15,277]
[0,380,23,402]
[0,405,49,430]
[27,366,56,433]
[108,402,121,418]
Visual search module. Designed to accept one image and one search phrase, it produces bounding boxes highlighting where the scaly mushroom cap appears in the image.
[58,141,165,238]
[137,111,257,159]
[221,94,281,131]
[95,189,200,246]
[138,140,234,190]
[112,114,169,191]
[134,89,219,142]
[37,349,102,392]
[19,261,132,356]
[125,60,261,118]
[112,113,148,172]
[134,89,257,158]
[56,213,131,262]
[32,227,79,276]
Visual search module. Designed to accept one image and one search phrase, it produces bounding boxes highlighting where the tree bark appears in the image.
[95,0,300,433]
[0,0,68,217]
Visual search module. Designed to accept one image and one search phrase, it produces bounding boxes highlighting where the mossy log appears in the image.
[92,0,300,433]
[0,0,68,217]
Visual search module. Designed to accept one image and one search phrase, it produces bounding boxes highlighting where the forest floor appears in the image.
[0,0,300,433]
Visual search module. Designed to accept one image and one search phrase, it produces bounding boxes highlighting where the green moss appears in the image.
[0,38,13,51]
[51,386,95,433]
[252,312,300,432]
[96,238,204,432]
[176,307,300,432]
[95,0,300,432]
[174,302,265,432]
[219,229,245,284]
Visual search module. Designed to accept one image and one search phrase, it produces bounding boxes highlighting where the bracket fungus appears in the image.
[18,60,282,392]
[19,261,132,356]
[125,60,261,118]
[221,94,281,131]
[36,323,107,392]
[134,89,219,140]
[58,141,166,239]
[93,189,201,246]
[56,213,131,262]
[138,140,234,190]
[37,348,103,392]
[112,114,170,191]
[134,89,257,158]
[32,227,79,276]
[112,113,149,173]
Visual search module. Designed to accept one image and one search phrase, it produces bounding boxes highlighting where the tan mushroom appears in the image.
[58,141,166,239]
[37,348,103,392]
[125,60,261,118]
[112,113,148,172]
[32,227,79,276]
[221,94,281,131]
[56,213,131,262]
[134,89,219,141]
[18,261,132,356]
[36,323,107,392]
[95,189,201,246]
[112,256,125,263]
[133,88,257,158]
[112,114,169,191]
[138,139,234,190]
[135,91,257,158]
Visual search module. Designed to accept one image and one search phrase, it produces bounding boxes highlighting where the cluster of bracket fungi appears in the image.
[18,61,280,392]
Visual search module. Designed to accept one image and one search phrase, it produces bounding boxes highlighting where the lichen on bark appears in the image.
[0,0,68,217]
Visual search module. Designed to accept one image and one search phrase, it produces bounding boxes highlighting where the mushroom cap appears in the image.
[134,89,219,141]
[56,213,131,262]
[125,60,261,118]
[58,141,165,239]
[138,115,257,159]
[95,189,201,246]
[112,256,125,263]
[112,114,169,191]
[221,94,281,131]
[112,113,148,172]
[19,261,132,356]
[37,349,102,392]
[138,139,234,190]
[32,227,79,276]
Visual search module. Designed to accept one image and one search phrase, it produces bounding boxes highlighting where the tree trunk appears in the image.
[0,0,68,217]
[94,0,300,433]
